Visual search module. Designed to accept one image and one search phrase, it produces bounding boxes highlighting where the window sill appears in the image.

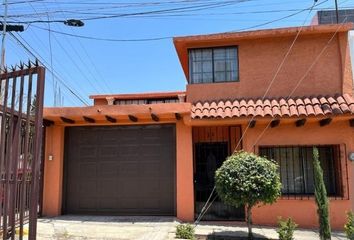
[189,80,240,85]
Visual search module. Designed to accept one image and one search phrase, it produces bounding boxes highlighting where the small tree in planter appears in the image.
[313,147,331,240]
[215,151,281,240]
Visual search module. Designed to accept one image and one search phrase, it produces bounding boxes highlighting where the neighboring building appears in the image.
[42,23,354,229]
[312,9,354,25]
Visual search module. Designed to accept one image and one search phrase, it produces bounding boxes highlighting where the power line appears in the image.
[9,32,90,106]
[50,0,113,94]
[6,0,254,23]
[251,17,349,148]
[27,1,109,98]
[26,1,328,43]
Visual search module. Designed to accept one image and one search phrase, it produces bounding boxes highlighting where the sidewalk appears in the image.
[183,223,347,240]
[15,216,347,240]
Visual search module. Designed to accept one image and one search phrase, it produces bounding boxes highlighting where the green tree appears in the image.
[215,151,281,240]
[313,147,331,240]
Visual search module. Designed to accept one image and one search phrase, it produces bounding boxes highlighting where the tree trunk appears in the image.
[247,205,253,240]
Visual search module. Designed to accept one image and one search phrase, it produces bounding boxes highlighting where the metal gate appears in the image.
[0,62,45,240]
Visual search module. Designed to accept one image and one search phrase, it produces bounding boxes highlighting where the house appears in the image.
[42,23,354,229]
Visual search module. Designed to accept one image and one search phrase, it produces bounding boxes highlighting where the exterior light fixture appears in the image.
[64,19,84,27]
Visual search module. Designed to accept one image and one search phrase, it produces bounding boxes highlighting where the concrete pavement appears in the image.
[17,216,347,240]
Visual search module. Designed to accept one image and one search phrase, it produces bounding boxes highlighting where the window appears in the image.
[114,98,179,105]
[189,47,239,84]
[259,145,342,196]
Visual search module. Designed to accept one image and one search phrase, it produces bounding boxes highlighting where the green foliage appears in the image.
[313,147,331,240]
[344,211,354,240]
[215,151,281,239]
[175,224,195,240]
[277,217,298,240]
[215,151,281,209]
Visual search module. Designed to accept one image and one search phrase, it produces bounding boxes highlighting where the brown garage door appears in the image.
[63,125,176,215]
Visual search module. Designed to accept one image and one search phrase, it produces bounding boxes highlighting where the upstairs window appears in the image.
[189,47,239,84]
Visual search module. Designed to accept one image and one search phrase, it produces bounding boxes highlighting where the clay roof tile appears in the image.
[225,100,233,108]
[255,105,264,117]
[303,98,312,105]
[279,98,287,107]
[305,104,315,116]
[327,97,337,105]
[240,99,247,107]
[321,103,332,115]
[263,105,273,117]
[295,98,305,106]
[289,105,298,117]
[247,105,255,116]
[224,107,232,118]
[255,99,263,106]
[239,106,248,116]
[310,97,320,105]
[288,99,296,106]
[232,100,240,108]
[191,95,352,119]
[297,105,307,116]
[263,99,271,107]
[216,107,224,118]
[231,106,240,117]
[331,103,342,115]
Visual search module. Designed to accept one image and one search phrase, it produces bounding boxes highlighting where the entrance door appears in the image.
[194,142,245,220]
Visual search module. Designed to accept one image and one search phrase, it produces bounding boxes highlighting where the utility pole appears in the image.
[0,1,24,73]
[334,0,339,23]
[1,0,8,72]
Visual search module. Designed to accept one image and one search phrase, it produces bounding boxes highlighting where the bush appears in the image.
[175,224,195,240]
[277,217,298,240]
[344,211,354,240]
[215,151,281,240]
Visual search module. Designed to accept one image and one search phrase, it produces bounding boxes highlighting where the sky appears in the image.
[2,0,354,106]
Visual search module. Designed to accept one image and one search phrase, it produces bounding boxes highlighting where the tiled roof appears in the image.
[191,94,354,119]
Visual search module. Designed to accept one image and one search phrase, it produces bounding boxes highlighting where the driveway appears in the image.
[36,216,178,240]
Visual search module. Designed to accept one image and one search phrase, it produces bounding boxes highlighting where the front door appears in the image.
[194,142,245,220]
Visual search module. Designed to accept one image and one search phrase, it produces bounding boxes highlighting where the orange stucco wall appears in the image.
[240,119,354,230]
[42,121,195,221]
[43,125,65,216]
[186,32,353,102]
[176,121,194,221]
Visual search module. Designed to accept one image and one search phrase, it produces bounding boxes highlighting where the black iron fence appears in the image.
[0,62,45,240]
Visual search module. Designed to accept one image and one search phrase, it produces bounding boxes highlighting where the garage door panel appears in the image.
[99,146,117,157]
[79,198,96,210]
[64,125,176,215]
[98,179,119,197]
[79,163,97,177]
[98,163,118,177]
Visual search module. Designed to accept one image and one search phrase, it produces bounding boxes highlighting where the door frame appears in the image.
[192,125,244,221]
